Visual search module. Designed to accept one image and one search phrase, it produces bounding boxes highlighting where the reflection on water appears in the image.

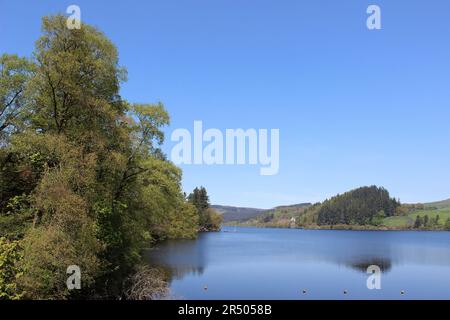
[346,257,392,273]
[143,238,206,279]
[144,227,450,299]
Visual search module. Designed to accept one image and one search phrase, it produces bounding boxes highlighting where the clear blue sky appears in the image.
[1,0,450,208]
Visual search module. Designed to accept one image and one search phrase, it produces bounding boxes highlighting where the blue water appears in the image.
[144,226,450,299]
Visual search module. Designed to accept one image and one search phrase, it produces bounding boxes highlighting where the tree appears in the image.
[188,187,210,213]
[445,218,450,231]
[372,210,386,226]
[0,237,24,300]
[414,215,422,229]
[188,187,222,231]
[423,215,429,227]
[28,15,127,140]
[202,208,223,232]
[0,15,201,299]
[0,54,33,143]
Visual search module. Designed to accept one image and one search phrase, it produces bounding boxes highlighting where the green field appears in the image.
[382,215,414,228]
[382,206,450,228]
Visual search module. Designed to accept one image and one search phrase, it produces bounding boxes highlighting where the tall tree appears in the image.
[0,54,33,143]
[423,215,429,227]
[414,215,422,229]
[188,187,222,231]
[1,15,200,299]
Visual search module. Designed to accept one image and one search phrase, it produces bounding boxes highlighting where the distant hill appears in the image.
[273,203,312,211]
[424,198,450,209]
[219,202,312,227]
[211,205,267,222]
[250,202,313,227]
[213,203,312,224]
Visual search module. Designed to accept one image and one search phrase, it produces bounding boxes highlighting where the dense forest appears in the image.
[315,186,399,225]
[0,15,220,300]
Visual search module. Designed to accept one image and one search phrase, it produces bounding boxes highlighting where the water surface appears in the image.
[144,226,450,299]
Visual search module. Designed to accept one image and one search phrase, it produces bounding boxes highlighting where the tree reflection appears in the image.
[345,257,392,273]
[143,238,207,281]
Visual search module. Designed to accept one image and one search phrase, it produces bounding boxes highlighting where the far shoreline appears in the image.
[223,224,450,232]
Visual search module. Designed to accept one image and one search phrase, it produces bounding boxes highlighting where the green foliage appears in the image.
[188,187,210,214]
[372,210,386,226]
[201,208,223,232]
[0,194,34,239]
[0,237,24,300]
[414,215,423,228]
[445,218,450,230]
[188,187,222,231]
[316,186,399,226]
[0,14,200,299]
[0,54,33,142]
[423,215,429,227]
[18,225,100,299]
[28,15,126,138]
[376,205,450,230]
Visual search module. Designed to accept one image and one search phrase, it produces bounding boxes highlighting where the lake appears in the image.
[143,226,450,299]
